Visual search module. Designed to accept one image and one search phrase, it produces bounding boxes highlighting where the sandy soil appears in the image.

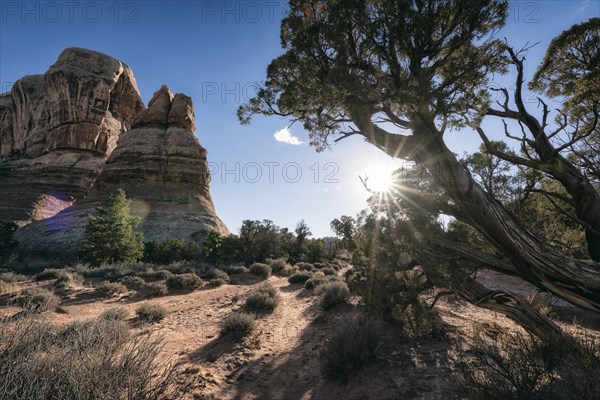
[1,269,599,400]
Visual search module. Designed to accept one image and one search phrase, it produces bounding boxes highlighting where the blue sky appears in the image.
[1,0,598,237]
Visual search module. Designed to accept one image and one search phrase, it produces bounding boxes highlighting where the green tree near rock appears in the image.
[81,189,144,266]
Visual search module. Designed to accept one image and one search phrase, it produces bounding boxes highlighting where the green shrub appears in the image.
[317,281,350,309]
[321,318,383,383]
[0,316,173,399]
[81,189,144,266]
[295,262,314,271]
[321,267,337,276]
[144,269,174,281]
[143,239,201,264]
[100,307,129,321]
[223,265,248,275]
[219,312,255,338]
[245,283,280,314]
[54,271,85,289]
[17,288,61,312]
[268,258,288,274]
[249,263,271,279]
[144,282,168,297]
[202,268,229,282]
[165,273,202,291]
[288,271,312,284]
[97,281,127,297]
[136,304,168,323]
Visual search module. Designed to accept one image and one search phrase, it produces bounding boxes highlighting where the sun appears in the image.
[364,166,394,193]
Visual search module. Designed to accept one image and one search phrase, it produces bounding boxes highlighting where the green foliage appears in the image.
[81,189,144,266]
[249,263,271,279]
[165,273,202,291]
[321,317,384,383]
[317,281,350,309]
[136,304,168,323]
[295,262,314,271]
[219,312,255,338]
[143,239,200,264]
[245,282,280,314]
[330,216,356,251]
[239,219,292,264]
[530,18,599,120]
[305,239,326,262]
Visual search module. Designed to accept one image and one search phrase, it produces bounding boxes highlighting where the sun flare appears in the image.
[364,166,394,193]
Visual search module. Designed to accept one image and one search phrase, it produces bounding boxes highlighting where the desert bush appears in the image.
[223,265,248,275]
[321,317,384,383]
[245,282,280,313]
[288,271,312,284]
[16,288,60,312]
[97,281,127,296]
[321,267,337,276]
[295,262,314,271]
[144,282,168,298]
[268,258,288,274]
[202,268,229,282]
[0,281,14,296]
[304,275,338,290]
[120,275,146,288]
[317,281,350,309]
[35,268,63,281]
[392,300,441,338]
[563,335,600,400]
[165,273,202,291]
[100,307,129,321]
[219,312,255,338]
[249,263,271,279]
[54,271,85,289]
[136,304,168,323]
[0,316,173,399]
[457,328,563,400]
[209,278,227,287]
[0,272,27,283]
[144,269,175,282]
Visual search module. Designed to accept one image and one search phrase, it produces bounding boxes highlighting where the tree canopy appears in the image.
[240,0,600,324]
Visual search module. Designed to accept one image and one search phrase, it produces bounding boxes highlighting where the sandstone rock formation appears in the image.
[2,49,228,262]
[0,48,144,223]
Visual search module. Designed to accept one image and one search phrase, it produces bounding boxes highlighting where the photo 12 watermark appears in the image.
[207,161,340,184]
[199,1,288,23]
[0,1,141,24]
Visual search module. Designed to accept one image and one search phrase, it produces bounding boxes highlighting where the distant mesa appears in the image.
[0,48,228,262]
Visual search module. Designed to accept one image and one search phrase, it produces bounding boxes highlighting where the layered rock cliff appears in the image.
[0,48,144,223]
[1,49,228,261]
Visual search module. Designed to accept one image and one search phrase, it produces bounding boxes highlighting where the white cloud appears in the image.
[274,127,304,145]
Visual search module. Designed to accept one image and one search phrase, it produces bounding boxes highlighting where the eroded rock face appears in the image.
[0,48,145,223]
[15,84,228,261]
